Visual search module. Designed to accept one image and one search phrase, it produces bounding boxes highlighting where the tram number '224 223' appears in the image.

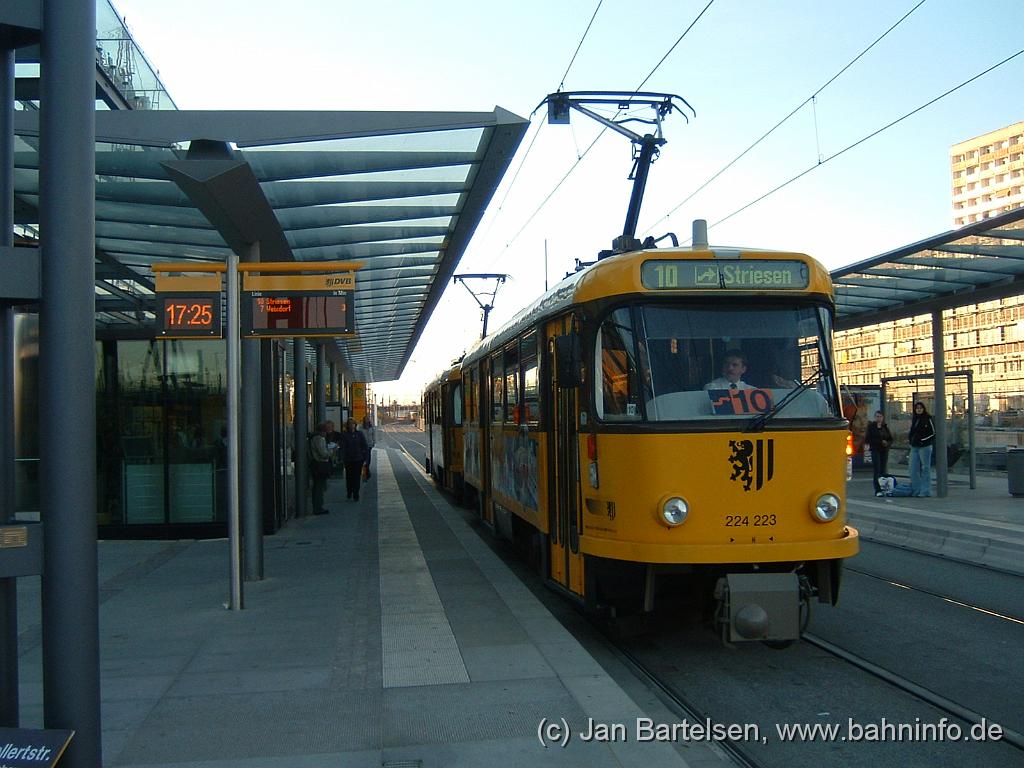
[725,514,777,527]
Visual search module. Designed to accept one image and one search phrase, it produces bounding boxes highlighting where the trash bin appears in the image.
[1008,448,1024,496]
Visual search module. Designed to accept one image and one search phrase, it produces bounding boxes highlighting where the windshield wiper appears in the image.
[745,367,826,432]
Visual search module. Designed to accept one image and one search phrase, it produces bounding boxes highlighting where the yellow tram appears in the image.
[454,228,859,643]
[423,364,465,501]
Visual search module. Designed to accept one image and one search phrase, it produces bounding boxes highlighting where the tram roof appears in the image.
[11,108,528,382]
[831,207,1024,331]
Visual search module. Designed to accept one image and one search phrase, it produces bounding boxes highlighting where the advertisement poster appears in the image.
[843,385,881,467]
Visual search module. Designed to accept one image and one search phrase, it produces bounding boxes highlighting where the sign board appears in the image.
[0,522,43,578]
[154,275,223,339]
[156,293,222,338]
[241,273,355,338]
[351,382,367,422]
[0,728,74,767]
[241,293,353,338]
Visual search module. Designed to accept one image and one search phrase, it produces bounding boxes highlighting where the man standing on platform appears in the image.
[358,414,376,479]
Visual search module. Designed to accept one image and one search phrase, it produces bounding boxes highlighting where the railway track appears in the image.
[844,564,1024,625]
[802,630,1024,752]
[605,637,767,768]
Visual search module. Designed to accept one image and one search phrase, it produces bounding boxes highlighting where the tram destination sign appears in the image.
[641,259,809,291]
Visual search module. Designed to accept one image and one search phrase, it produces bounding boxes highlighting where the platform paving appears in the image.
[14,448,700,767]
[845,470,1024,574]
[14,451,1021,766]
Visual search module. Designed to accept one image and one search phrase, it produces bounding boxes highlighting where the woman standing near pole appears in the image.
[908,402,935,497]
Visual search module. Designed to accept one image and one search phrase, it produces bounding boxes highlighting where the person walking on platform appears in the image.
[358,414,376,478]
[908,401,935,497]
[866,410,893,496]
[339,418,370,501]
[309,422,333,515]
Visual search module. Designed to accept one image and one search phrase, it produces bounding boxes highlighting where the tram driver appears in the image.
[703,352,753,390]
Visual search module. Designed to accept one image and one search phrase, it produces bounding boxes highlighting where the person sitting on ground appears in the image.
[703,353,753,390]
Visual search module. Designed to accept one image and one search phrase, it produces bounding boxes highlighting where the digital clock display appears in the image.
[157,294,222,337]
[242,291,354,337]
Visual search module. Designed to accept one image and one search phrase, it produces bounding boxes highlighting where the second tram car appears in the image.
[423,365,465,500]
[451,230,858,643]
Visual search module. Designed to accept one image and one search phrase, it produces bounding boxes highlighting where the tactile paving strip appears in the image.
[378,451,470,688]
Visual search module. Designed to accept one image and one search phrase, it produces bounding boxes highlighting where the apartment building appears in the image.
[835,122,1024,452]
[951,121,1024,225]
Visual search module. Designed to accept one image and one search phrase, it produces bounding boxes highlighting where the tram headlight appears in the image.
[811,493,841,523]
[660,497,689,527]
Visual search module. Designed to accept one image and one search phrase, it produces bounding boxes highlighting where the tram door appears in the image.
[478,357,494,525]
[548,318,585,596]
[441,381,454,486]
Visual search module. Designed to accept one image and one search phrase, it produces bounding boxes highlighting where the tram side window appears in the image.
[522,330,540,426]
[597,308,642,421]
[504,343,520,424]
[490,354,504,424]
[452,383,463,426]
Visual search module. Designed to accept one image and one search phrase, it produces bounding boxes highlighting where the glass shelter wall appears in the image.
[15,316,231,529]
[100,339,228,526]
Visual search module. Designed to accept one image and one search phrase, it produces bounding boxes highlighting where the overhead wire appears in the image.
[707,47,1024,231]
[471,0,603,263]
[558,0,604,92]
[643,0,929,235]
[473,119,546,248]
[634,0,715,91]
[496,0,716,257]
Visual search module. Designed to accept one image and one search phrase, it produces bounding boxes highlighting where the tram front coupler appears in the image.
[714,572,802,643]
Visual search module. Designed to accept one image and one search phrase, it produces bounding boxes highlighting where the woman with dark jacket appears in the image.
[908,401,935,497]
[338,418,370,501]
[866,410,893,496]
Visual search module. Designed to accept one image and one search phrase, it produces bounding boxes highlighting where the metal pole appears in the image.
[226,250,243,608]
[622,135,659,242]
[293,338,308,518]
[315,343,326,426]
[0,44,18,729]
[39,0,101,762]
[241,243,263,581]
[967,370,976,490]
[932,310,947,497]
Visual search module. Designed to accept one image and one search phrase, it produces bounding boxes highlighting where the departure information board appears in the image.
[241,291,354,338]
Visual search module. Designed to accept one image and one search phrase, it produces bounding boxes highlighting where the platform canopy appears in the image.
[832,207,1024,331]
[12,108,528,382]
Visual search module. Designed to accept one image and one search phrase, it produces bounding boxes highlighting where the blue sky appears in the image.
[115,0,1024,402]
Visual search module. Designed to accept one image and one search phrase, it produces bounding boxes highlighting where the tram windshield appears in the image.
[596,303,840,423]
